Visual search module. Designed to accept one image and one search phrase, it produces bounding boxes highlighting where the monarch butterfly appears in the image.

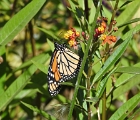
[48,42,81,96]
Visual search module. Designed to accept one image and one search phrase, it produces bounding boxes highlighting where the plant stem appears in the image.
[86,61,92,120]
[102,88,106,120]
[84,0,92,119]
[28,20,36,56]
[102,1,119,119]
[67,0,102,119]
[84,0,89,21]
[108,0,119,32]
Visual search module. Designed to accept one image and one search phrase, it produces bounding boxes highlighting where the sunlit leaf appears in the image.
[0,0,46,47]
[109,92,140,120]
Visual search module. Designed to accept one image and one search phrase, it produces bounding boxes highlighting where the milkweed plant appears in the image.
[0,0,140,120]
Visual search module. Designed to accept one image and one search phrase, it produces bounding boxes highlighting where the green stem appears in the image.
[108,0,119,32]
[67,0,102,119]
[102,0,119,119]
[102,88,106,120]
[86,61,92,120]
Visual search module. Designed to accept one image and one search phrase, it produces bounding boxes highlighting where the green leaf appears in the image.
[15,82,48,99]
[0,54,49,111]
[0,46,6,95]
[109,92,140,120]
[80,41,85,53]
[37,27,60,42]
[127,108,140,120]
[117,0,140,26]
[96,67,117,98]
[47,39,55,52]
[118,18,140,28]
[116,67,140,74]
[116,0,140,35]
[31,60,48,74]
[21,101,56,119]
[115,62,140,87]
[60,82,86,90]
[112,75,140,101]
[119,0,132,8]
[0,0,46,47]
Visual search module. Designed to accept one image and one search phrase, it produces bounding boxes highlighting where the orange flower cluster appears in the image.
[101,35,117,45]
[64,28,80,47]
[94,17,117,45]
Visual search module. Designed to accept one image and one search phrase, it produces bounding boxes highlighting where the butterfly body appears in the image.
[48,42,81,96]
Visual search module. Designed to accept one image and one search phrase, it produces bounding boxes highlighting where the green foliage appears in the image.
[0,0,46,47]
[1,0,140,120]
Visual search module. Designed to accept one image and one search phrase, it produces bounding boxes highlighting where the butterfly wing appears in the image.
[48,50,62,96]
[57,48,81,83]
[48,43,81,96]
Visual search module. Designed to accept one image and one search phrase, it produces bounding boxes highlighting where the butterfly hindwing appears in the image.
[48,50,62,96]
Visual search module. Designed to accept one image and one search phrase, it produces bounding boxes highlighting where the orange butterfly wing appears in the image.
[48,50,62,96]
[48,42,81,96]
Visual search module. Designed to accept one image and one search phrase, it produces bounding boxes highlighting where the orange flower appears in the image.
[68,40,75,47]
[64,33,69,39]
[102,35,117,45]
[76,31,80,37]
[97,26,105,34]
[110,35,117,42]
[67,30,74,36]
[64,28,80,48]
[101,21,107,29]
[100,34,107,41]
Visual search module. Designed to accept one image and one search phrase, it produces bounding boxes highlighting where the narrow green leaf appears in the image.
[112,75,140,101]
[15,89,34,99]
[109,92,140,120]
[115,62,140,87]
[67,0,82,27]
[80,41,85,53]
[0,46,6,95]
[37,27,60,42]
[15,83,48,99]
[119,0,132,8]
[127,108,140,120]
[116,0,140,34]
[21,101,55,119]
[96,67,117,98]
[31,60,48,74]
[117,0,140,26]
[0,54,49,111]
[47,39,55,52]
[60,82,86,90]
[0,0,46,46]
[118,18,140,28]
[116,67,140,74]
